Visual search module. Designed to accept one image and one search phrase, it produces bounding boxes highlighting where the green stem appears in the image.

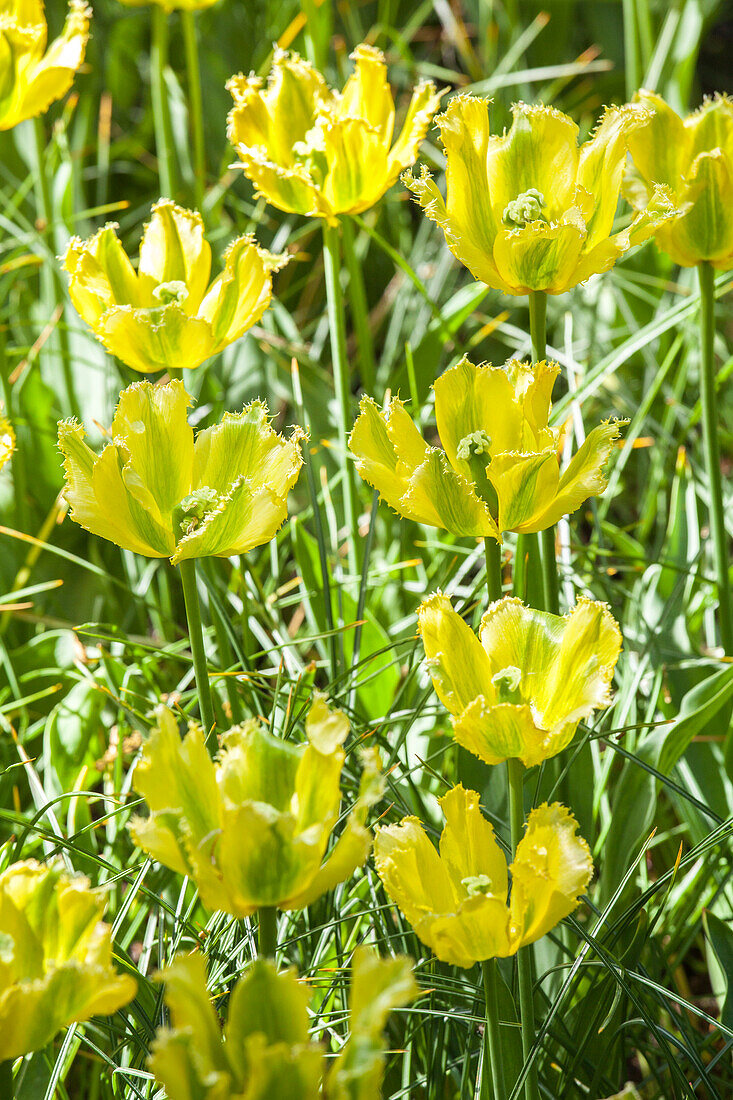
[322,221,359,578]
[342,217,376,392]
[31,117,78,420]
[258,906,278,958]
[181,10,206,212]
[508,758,540,1100]
[528,290,559,615]
[698,262,733,654]
[151,6,176,197]
[0,1060,13,1098]
[481,959,506,1100]
[484,537,503,604]
[178,557,216,747]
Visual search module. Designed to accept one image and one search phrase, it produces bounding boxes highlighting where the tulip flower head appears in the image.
[349,356,621,541]
[0,859,136,1061]
[63,200,286,374]
[150,947,417,1100]
[227,44,443,223]
[375,785,593,969]
[130,697,383,915]
[624,91,733,269]
[0,406,14,470]
[58,379,303,563]
[0,1,91,131]
[404,96,677,294]
[419,592,622,767]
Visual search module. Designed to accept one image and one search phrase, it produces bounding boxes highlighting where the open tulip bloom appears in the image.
[624,91,733,269]
[227,44,443,223]
[130,698,383,915]
[349,356,621,540]
[149,948,417,1099]
[63,199,286,374]
[0,860,136,1061]
[419,592,622,767]
[0,1,91,131]
[58,379,303,563]
[404,96,678,295]
[374,785,593,969]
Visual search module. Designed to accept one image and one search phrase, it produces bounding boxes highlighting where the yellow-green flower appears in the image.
[0,859,136,1061]
[404,96,677,295]
[227,44,443,224]
[0,406,14,470]
[349,356,621,541]
[419,592,622,767]
[58,379,303,564]
[63,200,286,374]
[374,785,593,969]
[149,947,417,1100]
[0,1,91,131]
[624,91,733,269]
[130,697,383,915]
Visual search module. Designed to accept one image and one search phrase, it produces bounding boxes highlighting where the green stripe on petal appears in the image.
[192,401,302,498]
[452,697,550,768]
[489,449,559,533]
[529,418,622,531]
[493,213,586,295]
[172,479,289,562]
[418,592,495,716]
[97,304,216,374]
[405,450,498,537]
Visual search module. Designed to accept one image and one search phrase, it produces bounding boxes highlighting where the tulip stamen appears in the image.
[153,280,189,306]
[461,874,495,898]
[502,188,547,228]
[492,666,523,705]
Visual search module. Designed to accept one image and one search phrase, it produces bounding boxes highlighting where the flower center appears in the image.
[502,188,547,228]
[153,280,189,306]
[462,874,495,898]
[173,486,219,537]
[456,430,498,516]
[492,666,522,704]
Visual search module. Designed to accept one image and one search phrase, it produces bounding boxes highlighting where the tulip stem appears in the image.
[528,290,560,615]
[484,537,503,604]
[178,558,216,749]
[258,906,278,959]
[322,221,359,579]
[481,959,506,1100]
[698,262,733,654]
[342,217,376,393]
[182,11,206,212]
[0,1061,12,1098]
[508,757,540,1100]
[151,6,176,198]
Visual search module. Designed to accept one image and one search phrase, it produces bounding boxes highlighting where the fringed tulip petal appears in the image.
[418,592,496,715]
[527,419,623,531]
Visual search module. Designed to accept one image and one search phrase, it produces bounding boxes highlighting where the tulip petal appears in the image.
[229,146,333,219]
[405,450,499,537]
[485,102,579,222]
[571,183,678,284]
[487,448,559,533]
[96,304,216,374]
[64,225,142,324]
[576,103,651,250]
[154,954,229,1077]
[676,149,733,264]
[452,697,550,768]
[199,235,285,348]
[192,401,303,498]
[387,79,444,177]
[138,201,212,310]
[418,592,495,716]
[626,90,688,196]
[438,786,508,899]
[510,803,593,948]
[373,817,461,932]
[433,357,522,475]
[528,418,622,531]
[492,212,586,294]
[349,394,430,514]
[341,45,395,145]
[111,380,194,518]
[172,479,287,562]
[322,114,392,214]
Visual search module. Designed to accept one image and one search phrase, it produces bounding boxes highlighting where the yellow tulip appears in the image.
[624,91,733,269]
[63,199,286,374]
[374,785,593,969]
[130,697,383,915]
[0,407,14,470]
[404,96,677,295]
[149,947,417,1100]
[418,592,621,767]
[227,44,443,223]
[0,1,90,131]
[0,859,136,1061]
[58,379,303,563]
[349,356,621,541]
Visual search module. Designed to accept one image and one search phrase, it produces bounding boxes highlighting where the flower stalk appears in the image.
[151,6,176,197]
[481,959,506,1100]
[258,906,278,959]
[508,758,540,1100]
[529,290,560,615]
[485,537,503,603]
[181,10,206,211]
[0,1061,12,1099]
[178,557,216,747]
[698,262,733,653]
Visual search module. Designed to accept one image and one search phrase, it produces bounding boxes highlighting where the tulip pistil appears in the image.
[174,487,219,537]
[492,665,523,704]
[457,430,498,515]
[153,280,190,306]
[502,188,547,228]
[462,873,495,897]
